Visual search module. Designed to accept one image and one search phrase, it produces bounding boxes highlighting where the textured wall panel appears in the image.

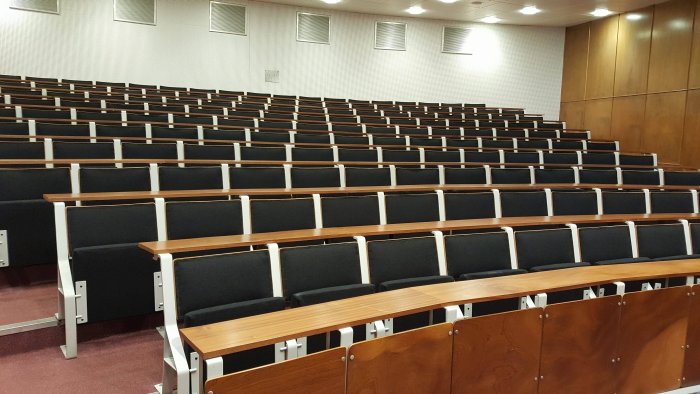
[9,0,59,14]
[585,16,618,100]
[114,0,156,25]
[297,12,330,44]
[560,24,589,102]
[690,0,700,89]
[611,95,646,153]
[210,1,246,35]
[375,22,406,51]
[560,101,586,129]
[614,8,653,96]
[642,91,687,164]
[681,89,700,167]
[584,98,613,140]
[0,0,565,118]
[647,0,695,93]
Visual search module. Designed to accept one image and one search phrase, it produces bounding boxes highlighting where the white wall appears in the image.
[0,0,565,118]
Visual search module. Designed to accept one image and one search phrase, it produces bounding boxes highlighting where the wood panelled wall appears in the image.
[560,0,700,166]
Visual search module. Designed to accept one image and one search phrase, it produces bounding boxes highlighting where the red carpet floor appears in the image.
[0,326,162,393]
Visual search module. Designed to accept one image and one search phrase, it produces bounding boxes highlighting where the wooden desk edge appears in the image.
[139,213,700,255]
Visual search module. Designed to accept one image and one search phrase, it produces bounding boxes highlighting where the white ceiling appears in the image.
[254,0,669,27]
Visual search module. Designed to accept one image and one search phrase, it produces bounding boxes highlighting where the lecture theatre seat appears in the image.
[174,250,285,373]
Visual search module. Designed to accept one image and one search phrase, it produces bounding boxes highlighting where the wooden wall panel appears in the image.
[690,0,700,89]
[205,348,346,394]
[561,24,590,102]
[586,16,620,99]
[346,323,453,394]
[681,89,700,167]
[617,287,690,393]
[614,8,653,96]
[611,96,647,153]
[584,99,613,140]
[539,296,621,393]
[647,0,696,93]
[683,286,700,386]
[560,101,586,129]
[452,309,542,394]
[641,91,687,164]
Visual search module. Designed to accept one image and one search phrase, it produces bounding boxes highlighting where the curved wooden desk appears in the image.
[139,213,700,255]
[179,259,700,359]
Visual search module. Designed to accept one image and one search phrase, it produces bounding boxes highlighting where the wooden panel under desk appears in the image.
[451,308,542,394]
[539,295,621,393]
[617,286,691,393]
[205,347,346,394]
[179,260,700,360]
[683,285,700,386]
[346,323,453,394]
[140,213,700,255]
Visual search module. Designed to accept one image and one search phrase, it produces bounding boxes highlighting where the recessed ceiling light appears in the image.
[625,13,642,20]
[519,6,541,15]
[406,5,426,14]
[590,8,613,17]
[480,16,500,23]
[438,0,459,3]
[320,0,342,3]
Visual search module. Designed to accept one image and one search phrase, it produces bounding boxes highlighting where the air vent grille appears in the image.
[375,22,406,51]
[297,12,330,44]
[442,26,472,55]
[9,0,59,14]
[210,2,246,35]
[114,0,156,25]
[265,70,280,83]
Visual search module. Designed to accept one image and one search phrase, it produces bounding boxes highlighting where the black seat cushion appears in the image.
[166,200,243,239]
[444,192,495,220]
[183,297,285,327]
[593,257,652,265]
[251,198,315,233]
[379,275,454,291]
[321,195,380,227]
[291,284,375,307]
[529,262,591,272]
[459,269,527,280]
[230,167,286,189]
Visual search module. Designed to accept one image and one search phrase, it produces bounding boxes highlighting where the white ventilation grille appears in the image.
[297,12,330,44]
[210,1,246,35]
[9,0,59,14]
[375,22,406,51]
[114,0,156,25]
[265,70,280,83]
[442,26,472,55]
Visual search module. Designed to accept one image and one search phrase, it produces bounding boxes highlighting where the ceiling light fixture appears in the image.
[320,0,342,3]
[625,13,642,20]
[590,8,613,17]
[406,5,426,14]
[480,16,500,23]
[519,6,541,15]
[438,0,460,3]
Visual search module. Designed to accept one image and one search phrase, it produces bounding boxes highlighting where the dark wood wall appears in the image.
[560,0,700,166]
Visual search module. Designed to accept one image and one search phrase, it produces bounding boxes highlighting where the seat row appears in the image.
[0,123,616,155]
[0,122,602,155]
[0,109,578,141]
[169,220,700,373]
[0,76,531,116]
[2,164,688,203]
[0,140,650,169]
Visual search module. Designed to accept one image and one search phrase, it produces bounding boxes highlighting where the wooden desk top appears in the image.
[44,183,697,203]
[180,259,700,359]
[139,213,700,255]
